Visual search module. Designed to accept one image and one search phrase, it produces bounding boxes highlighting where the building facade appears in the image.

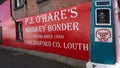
[11,0,90,19]
[10,0,91,61]
[0,0,91,67]
[0,0,120,68]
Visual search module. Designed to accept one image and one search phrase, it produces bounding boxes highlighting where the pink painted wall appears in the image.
[0,0,24,47]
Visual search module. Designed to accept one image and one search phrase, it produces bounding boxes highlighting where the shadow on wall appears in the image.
[0,0,6,5]
[118,0,120,45]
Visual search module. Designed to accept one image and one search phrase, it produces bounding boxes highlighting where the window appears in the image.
[96,8,111,26]
[14,0,26,10]
[36,0,46,3]
[16,22,23,41]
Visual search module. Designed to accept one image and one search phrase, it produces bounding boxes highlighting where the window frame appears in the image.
[14,0,26,10]
[16,21,23,42]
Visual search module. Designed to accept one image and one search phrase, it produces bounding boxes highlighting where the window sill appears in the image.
[16,40,24,42]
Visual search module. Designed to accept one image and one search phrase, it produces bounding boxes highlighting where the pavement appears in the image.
[0,47,74,68]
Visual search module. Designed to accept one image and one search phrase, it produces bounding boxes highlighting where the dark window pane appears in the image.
[97,9,110,25]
